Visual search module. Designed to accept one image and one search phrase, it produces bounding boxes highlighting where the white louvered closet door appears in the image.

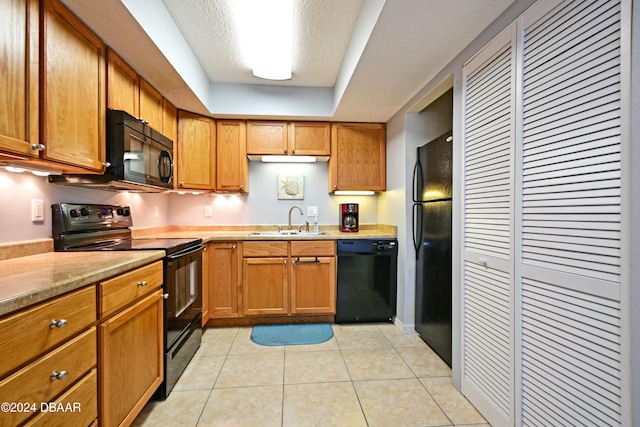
[462,24,516,427]
[517,0,626,425]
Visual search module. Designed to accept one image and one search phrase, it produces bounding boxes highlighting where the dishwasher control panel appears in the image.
[337,239,397,254]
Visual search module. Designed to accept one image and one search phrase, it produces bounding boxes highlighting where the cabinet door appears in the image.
[329,123,386,192]
[290,256,336,314]
[99,291,163,427]
[41,0,105,172]
[206,242,240,318]
[106,49,139,118]
[162,98,177,143]
[242,257,288,315]
[0,0,39,158]
[246,121,288,155]
[139,78,163,133]
[176,110,215,190]
[216,120,248,192]
[289,122,330,156]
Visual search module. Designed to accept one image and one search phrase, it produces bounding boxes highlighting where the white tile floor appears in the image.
[133,324,489,427]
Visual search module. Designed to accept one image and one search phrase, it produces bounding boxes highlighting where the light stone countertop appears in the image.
[0,250,165,317]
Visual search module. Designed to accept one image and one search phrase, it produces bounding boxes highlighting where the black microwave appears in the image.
[49,109,174,192]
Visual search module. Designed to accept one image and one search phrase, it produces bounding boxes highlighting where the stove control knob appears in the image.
[80,208,89,216]
[69,209,78,218]
[116,208,124,216]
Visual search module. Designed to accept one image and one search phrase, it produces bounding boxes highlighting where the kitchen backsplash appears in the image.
[0,162,378,244]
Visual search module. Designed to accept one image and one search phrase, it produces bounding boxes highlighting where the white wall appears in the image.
[0,162,379,244]
[168,161,378,226]
[0,171,169,243]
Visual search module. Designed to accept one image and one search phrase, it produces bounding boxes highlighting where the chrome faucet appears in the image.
[288,205,304,231]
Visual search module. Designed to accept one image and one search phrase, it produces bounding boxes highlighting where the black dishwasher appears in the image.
[336,239,398,323]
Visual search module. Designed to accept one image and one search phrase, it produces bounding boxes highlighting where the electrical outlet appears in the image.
[308,206,318,217]
[204,206,213,217]
[31,199,44,222]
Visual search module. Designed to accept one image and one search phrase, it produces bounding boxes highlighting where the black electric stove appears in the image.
[51,203,203,400]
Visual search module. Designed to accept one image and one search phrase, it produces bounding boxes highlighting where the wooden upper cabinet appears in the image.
[106,49,174,137]
[289,122,330,156]
[162,98,177,143]
[139,78,163,132]
[216,120,248,192]
[329,123,386,192]
[106,50,138,118]
[41,0,106,172]
[246,121,288,155]
[176,110,215,190]
[246,121,330,157]
[0,0,39,158]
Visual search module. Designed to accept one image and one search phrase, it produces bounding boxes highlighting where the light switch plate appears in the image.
[31,199,44,222]
[204,206,213,217]
[308,206,318,217]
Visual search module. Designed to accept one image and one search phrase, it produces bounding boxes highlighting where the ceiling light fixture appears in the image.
[261,155,316,163]
[233,0,293,80]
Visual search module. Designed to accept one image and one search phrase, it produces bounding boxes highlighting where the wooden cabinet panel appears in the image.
[162,98,177,143]
[0,285,96,378]
[290,240,335,257]
[0,328,96,426]
[99,290,163,427]
[106,49,139,118]
[41,0,105,172]
[242,257,288,315]
[243,241,288,257]
[216,120,248,192]
[98,260,163,318]
[0,0,39,158]
[177,110,215,190]
[205,242,240,319]
[290,256,336,314]
[24,369,98,427]
[139,78,163,132]
[329,123,386,192]
[246,121,288,155]
[289,122,330,156]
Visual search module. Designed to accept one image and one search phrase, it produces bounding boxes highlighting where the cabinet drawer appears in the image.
[243,241,288,257]
[24,368,98,427]
[291,240,335,257]
[99,261,163,318]
[0,328,96,426]
[0,286,96,378]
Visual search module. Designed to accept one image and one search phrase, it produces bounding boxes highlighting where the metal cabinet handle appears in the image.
[137,280,147,287]
[179,182,184,187]
[31,143,45,151]
[49,319,67,329]
[283,148,288,154]
[291,148,295,154]
[232,244,237,249]
[479,258,488,267]
[162,293,169,300]
[293,257,320,264]
[102,162,111,168]
[50,370,68,381]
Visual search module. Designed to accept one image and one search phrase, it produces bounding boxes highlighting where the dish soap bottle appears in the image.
[313,215,319,232]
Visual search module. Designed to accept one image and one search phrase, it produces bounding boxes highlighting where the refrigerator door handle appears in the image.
[412,203,423,259]
[412,160,423,203]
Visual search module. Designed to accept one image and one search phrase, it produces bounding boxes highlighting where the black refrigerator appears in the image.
[412,130,453,367]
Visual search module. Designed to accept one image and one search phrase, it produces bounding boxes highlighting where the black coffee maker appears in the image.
[340,203,359,232]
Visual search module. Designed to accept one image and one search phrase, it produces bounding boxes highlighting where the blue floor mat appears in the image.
[250,323,334,346]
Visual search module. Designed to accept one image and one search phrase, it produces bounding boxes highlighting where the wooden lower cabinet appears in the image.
[205,242,241,320]
[290,256,336,314]
[99,290,163,427]
[242,257,289,315]
[238,240,336,318]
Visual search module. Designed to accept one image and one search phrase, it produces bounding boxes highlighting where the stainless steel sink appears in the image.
[248,231,326,237]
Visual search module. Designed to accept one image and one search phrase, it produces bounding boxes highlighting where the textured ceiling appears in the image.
[59,0,514,122]
[162,0,363,87]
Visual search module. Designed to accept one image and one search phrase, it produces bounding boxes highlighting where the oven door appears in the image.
[164,244,203,349]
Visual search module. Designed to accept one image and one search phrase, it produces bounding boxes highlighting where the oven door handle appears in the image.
[166,244,204,260]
